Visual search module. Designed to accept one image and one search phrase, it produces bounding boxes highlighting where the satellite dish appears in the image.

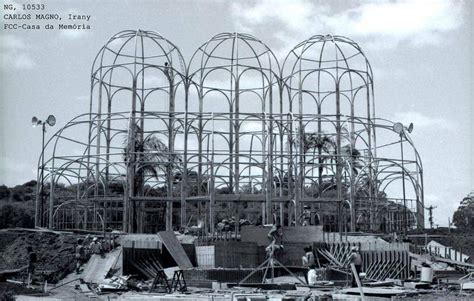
[407,123,414,133]
[393,122,404,135]
[31,116,40,127]
[46,115,56,126]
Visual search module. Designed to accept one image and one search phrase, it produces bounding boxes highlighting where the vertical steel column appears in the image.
[400,133,407,233]
[37,123,45,227]
[181,94,189,228]
[166,60,176,231]
[209,113,216,234]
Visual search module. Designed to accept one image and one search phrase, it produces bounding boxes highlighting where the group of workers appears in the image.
[304,244,362,287]
[267,223,363,287]
[303,250,361,286]
[215,204,318,234]
[216,217,252,234]
[25,235,117,287]
[75,235,117,274]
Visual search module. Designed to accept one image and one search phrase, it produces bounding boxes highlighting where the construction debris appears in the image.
[339,286,418,297]
[1,227,474,300]
[81,248,122,284]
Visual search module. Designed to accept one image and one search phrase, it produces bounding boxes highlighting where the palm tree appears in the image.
[123,125,181,193]
[303,133,335,154]
[303,133,366,196]
[302,133,336,196]
[123,124,181,232]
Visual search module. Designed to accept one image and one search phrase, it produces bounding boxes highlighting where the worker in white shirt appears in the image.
[307,264,318,285]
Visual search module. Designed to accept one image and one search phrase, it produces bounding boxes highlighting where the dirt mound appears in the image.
[0,229,78,283]
[0,232,18,253]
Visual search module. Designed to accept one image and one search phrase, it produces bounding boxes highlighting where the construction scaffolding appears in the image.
[35,30,424,234]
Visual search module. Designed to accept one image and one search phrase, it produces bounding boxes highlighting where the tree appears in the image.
[302,133,364,196]
[172,169,209,197]
[303,132,335,154]
[123,124,182,232]
[0,202,35,228]
[452,193,474,231]
[302,132,336,197]
[0,185,10,199]
[123,124,181,195]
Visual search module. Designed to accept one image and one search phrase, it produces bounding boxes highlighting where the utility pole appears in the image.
[427,205,437,229]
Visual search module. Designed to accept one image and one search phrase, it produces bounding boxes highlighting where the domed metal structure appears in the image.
[282,35,376,232]
[37,31,424,235]
[88,30,187,232]
[186,33,281,232]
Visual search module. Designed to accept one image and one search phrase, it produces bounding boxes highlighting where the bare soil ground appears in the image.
[0,229,82,299]
[0,229,78,283]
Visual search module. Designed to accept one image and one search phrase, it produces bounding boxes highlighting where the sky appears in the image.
[0,0,472,227]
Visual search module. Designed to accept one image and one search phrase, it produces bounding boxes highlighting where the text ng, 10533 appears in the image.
[22,4,45,10]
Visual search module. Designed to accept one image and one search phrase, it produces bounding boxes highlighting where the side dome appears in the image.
[91,29,186,114]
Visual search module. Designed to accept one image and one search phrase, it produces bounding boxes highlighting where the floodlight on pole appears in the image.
[393,121,414,235]
[393,122,404,135]
[33,114,56,228]
[46,115,56,126]
[393,122,414,136]
[31,116,40,127]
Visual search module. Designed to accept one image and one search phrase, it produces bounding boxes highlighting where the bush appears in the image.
[0,185,10,199]
[0,201,35,229]
[11,193,22,202]
[452,193,474,232]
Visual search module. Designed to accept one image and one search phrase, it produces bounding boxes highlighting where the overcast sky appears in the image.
[0,0,472,226]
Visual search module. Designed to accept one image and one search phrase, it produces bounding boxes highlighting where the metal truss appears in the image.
[35,30,424,234]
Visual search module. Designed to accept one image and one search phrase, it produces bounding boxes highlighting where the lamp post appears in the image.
[32,115,56,228]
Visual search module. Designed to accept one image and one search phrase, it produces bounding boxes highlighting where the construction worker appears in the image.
[349,246,363,287]
[101,237,111,253]
[314,210,321,225]
[265,224,283,257]
[164,61,170,78]
[267,224,283,245]
[89,237,103,257]
[109,235,117,251]
[26,246,37,288]
[75,239,86,274]
[307,264,318,285]
[83,234,92,253]
[302,246,315,267]
[300,205,311,226]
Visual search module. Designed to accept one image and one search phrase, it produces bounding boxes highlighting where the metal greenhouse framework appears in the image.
[35,30,424,235]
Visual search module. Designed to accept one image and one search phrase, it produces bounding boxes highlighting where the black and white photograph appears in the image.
[0,0,473,299]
